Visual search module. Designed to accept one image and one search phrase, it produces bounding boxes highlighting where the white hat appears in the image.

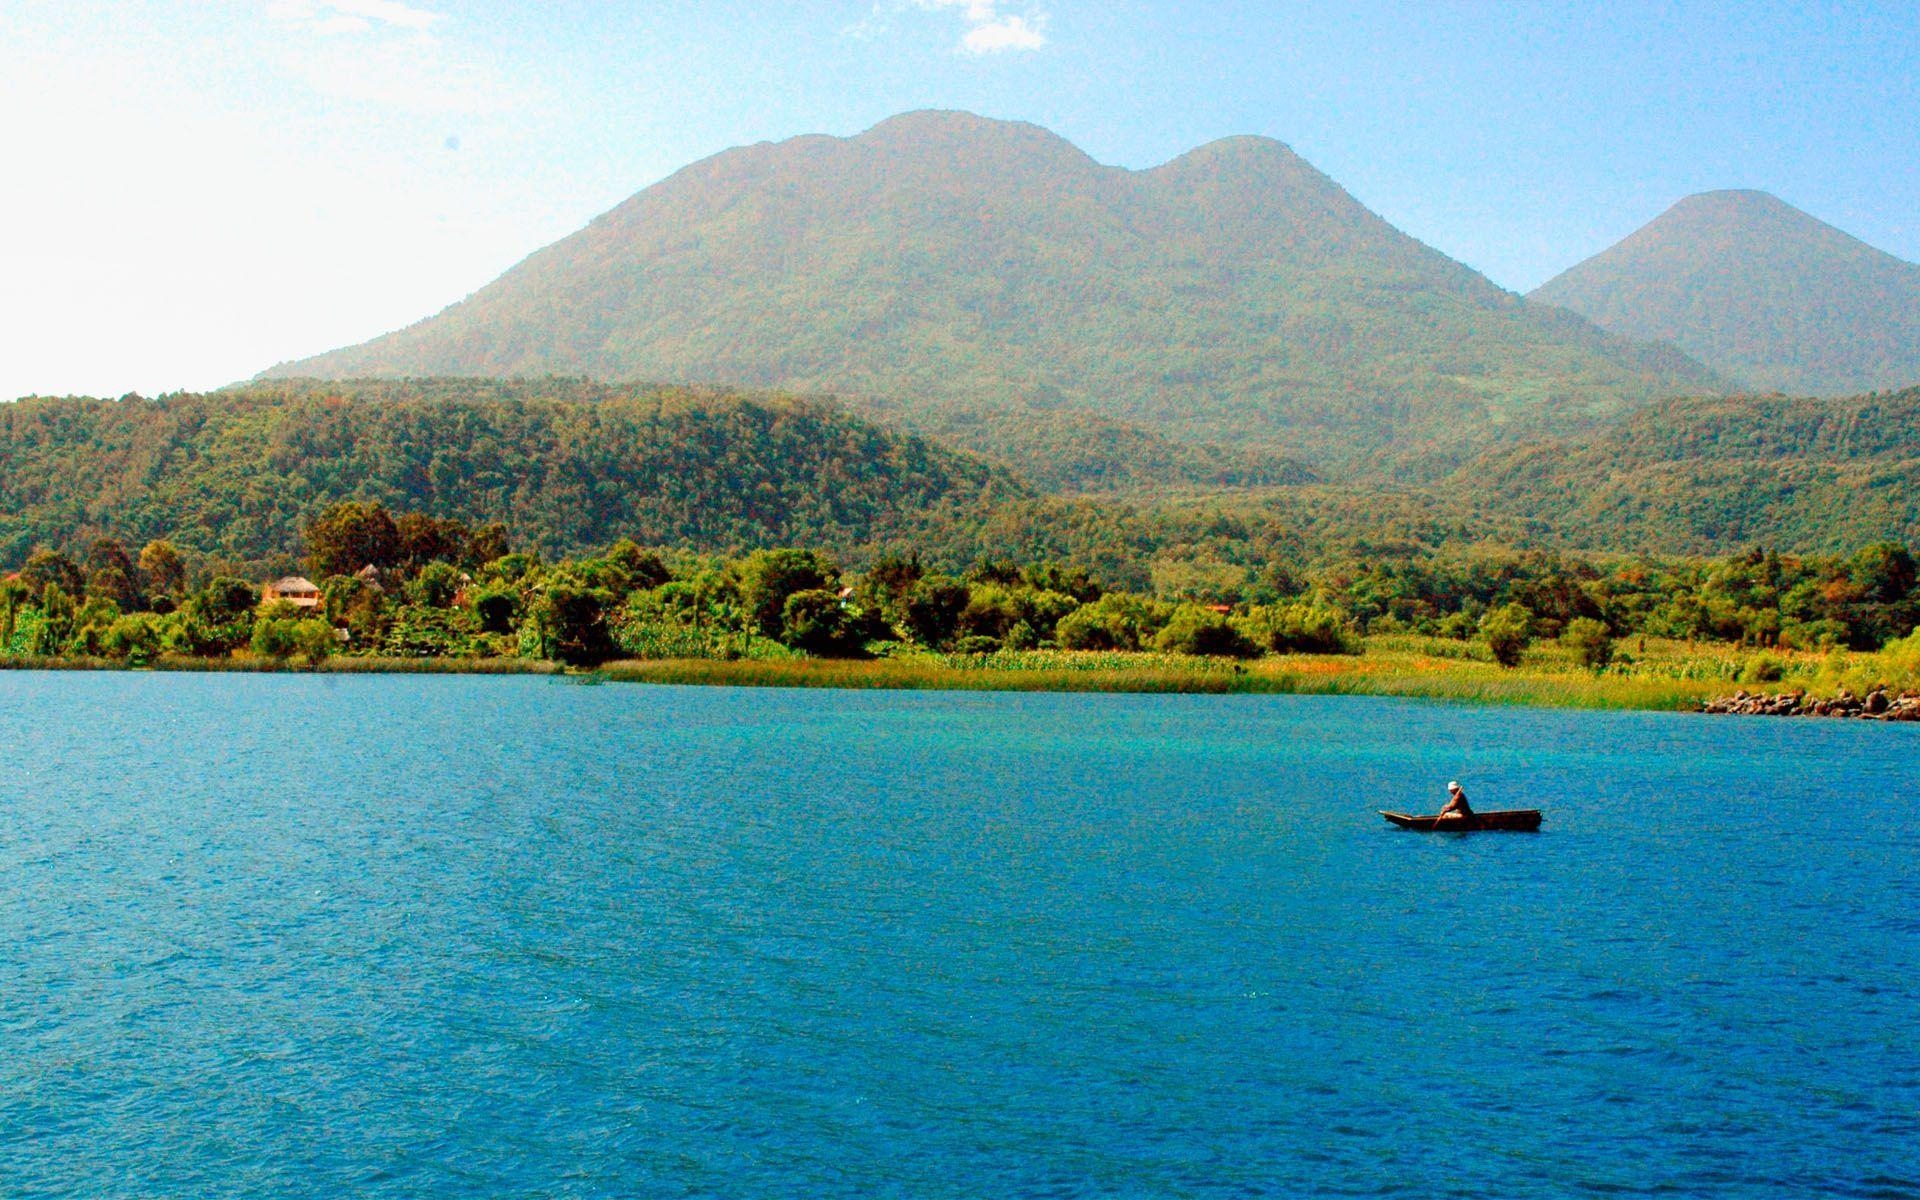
[1447,781,1460,790]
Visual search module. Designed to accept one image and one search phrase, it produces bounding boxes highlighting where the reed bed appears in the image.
[6,634,1905,715]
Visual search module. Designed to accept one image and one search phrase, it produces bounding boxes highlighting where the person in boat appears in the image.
[1438,781,1474,820]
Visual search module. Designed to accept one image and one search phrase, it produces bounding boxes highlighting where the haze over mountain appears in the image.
[267,111,1721,474]
[1532,191,1920,396]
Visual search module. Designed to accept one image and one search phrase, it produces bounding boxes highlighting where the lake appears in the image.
[2,672,1917,1197]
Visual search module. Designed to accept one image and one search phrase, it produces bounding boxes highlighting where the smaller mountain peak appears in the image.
[855,109,1088,156]
[1184,133,1302,159]
[1656,189,1816,230]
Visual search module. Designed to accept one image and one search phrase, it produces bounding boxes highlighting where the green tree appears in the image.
[1480,602,1535,667]
[733,549,837,638]
[471,587,518,635]
[20,549,84,601]
[606,540,671,590]
[305,501,400,579]
[1561,616,1613,669]
[1154,605,1261,658]
[525,583,617,666]
[251,617,301,660]
[138,540,186,603]
[396,512,474,574]
[467,522,511,567]
[780,589,863,656]
[102,613,164,665]
[901,575,970,648]
[408,561,464,608]
[1056,593,1166,651]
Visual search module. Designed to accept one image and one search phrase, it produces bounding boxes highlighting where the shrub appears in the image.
[251,617,302,660]
[1739,652,1786,684]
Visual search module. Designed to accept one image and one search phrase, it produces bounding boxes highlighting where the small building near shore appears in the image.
[262,576,323,610]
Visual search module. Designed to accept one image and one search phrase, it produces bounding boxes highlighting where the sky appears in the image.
[2,0,1916,401]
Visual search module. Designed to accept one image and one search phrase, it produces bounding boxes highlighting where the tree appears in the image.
[525,583,617,666]
[102,613,163,665]
[854,553,923,626]
[605,539,672,591]
[407,561,464,608]
[1154,605,1261,658]
[251,617,301,661]
[781,589,863,655]
[138,540,186,602]
[472,587,517,635]
[305,501,400,579]
[20,549,84,601]
[84,539,142,610]
[733,549,837,638]
[467,522,511,567]
[901,576,969,648]
[1560,617,1613,669]
[1056,593,1165,651]
[1480,602,1534,667]
[1022,561,1103,604]
[396,512,473,573]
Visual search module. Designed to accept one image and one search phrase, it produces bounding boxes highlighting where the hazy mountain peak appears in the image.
[1533,191,1920,395]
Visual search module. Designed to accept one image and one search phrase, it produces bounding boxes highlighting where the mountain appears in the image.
[1459,385,1920,553]
[1531,191,1920,396]
[265,110,1722,474]
[0,379,1022,564]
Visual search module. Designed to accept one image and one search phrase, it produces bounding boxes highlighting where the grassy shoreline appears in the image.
[0,639,1778,712]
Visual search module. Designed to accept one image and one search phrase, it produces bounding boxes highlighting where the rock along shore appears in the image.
[1701,686,1920,720]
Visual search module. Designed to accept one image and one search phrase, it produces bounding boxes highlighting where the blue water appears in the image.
[2,674,1918,1198]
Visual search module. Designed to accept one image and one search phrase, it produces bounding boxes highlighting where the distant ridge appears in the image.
[1532,191,1920,396]
[1460,385,1920,553]
[265,110,1723,475]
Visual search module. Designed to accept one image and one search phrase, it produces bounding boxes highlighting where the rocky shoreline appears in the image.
[1701,686,1920,720]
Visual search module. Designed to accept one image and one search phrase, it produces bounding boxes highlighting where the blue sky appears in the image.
[2,0,1915,400]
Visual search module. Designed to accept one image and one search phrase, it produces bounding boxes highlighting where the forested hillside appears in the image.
[848,400,1318,493]
[266,110,1722,474]
[1531,191,1920,396]
[1461,387,1920,553]
[0,379,1021,565]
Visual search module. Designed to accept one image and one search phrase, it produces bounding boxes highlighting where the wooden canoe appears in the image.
[1380,809,1543,832]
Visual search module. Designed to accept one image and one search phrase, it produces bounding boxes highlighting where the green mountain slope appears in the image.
[847,400,1318,494]
[0,379,1022,564]
[1531,191,1920,396]
[1461,386,1920,553]
[265,110,1722,474]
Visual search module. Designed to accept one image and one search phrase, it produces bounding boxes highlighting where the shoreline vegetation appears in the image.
[5,638,1918,720]
[10,499,1920,718]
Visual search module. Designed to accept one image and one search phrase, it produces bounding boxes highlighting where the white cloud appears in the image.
[960,13,1046,53]
[909,0,1049,54]
[261,0,518,115]
[267,0,442,38]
